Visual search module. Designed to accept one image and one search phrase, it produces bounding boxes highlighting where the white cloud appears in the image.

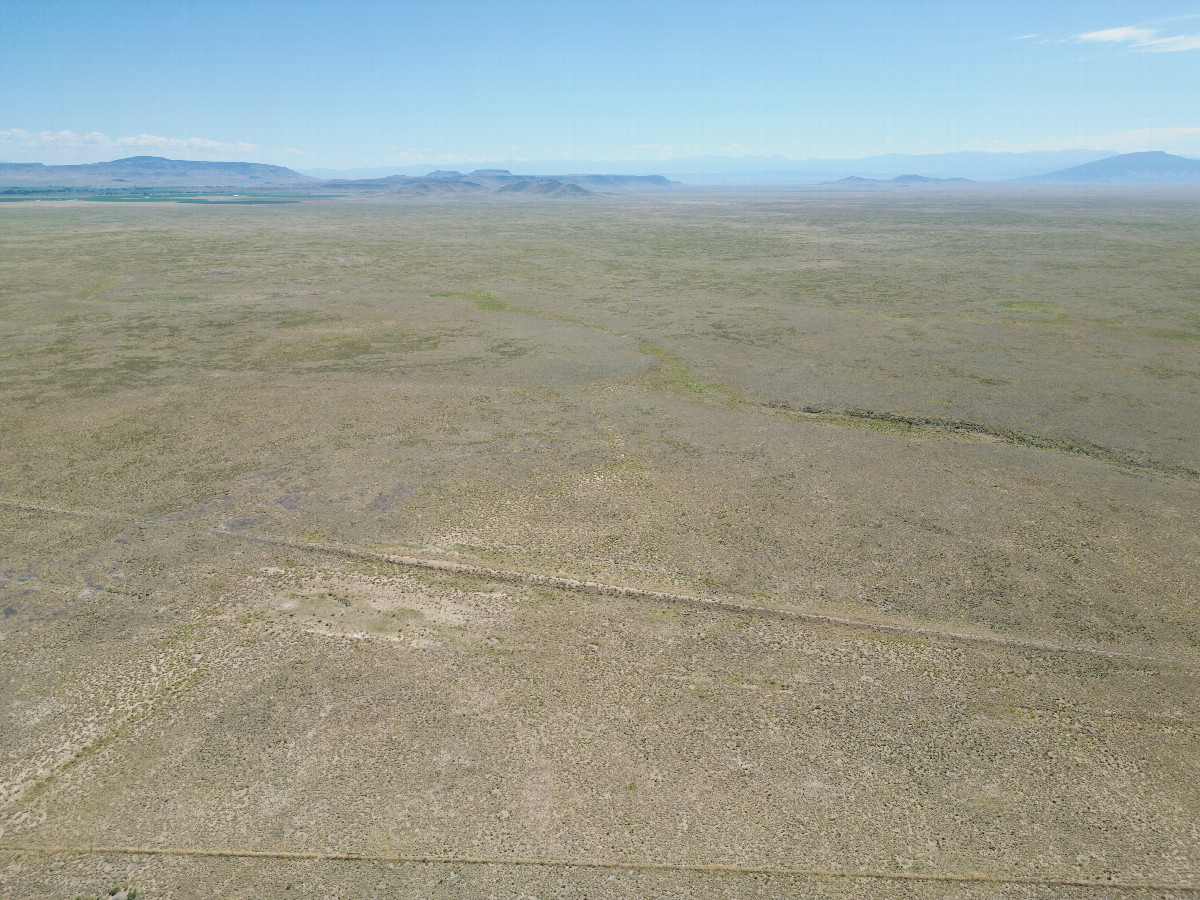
[975,126,1200,154]
[1087,125,1200,150]
[393,149,431,163]
[0,128,278,163]
[1078,24,1200,52]
[1142,33,1200,51]
[1079,26,1156,44]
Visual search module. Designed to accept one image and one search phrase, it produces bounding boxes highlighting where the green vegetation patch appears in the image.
[266,329,445,367]
[173,198,300,205]
[126,301,201,309]
[639,341,704,392]
[80,195,301,205]
[638,341,743,404]
[1154,328,1199,342]
[996,300,1064,316]
[434,290,510,311]
[489,339,531,358]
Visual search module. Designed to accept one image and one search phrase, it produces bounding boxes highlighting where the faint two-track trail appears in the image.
[0,499,129,520]
[3,498,1193,669]
[235,530,1193,670]
[0,844,1197,893]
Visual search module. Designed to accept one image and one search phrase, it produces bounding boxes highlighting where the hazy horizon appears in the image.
[8,147,1200,186]
[3,0,1198,169]
[291,148,1130,181]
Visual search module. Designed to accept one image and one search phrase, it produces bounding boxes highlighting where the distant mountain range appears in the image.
[0,158,678,194]
[667,150,1123,182]
[323,169,677,196]
[1022,151,1200,184]
[303,150,1118,183]
[784,153,1200,188]
[0,155,318,188]
[2,152,1198,192]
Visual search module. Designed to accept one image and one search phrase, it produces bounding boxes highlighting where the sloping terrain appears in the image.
[1023,151,1200,184]
[1,192,1198,898]
[389,179,490,197]
[496,179,591,197]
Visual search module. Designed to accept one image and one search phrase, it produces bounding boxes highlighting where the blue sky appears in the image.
[1,0,1198,168]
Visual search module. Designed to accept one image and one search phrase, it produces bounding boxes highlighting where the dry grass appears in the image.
[1,189,1198,898]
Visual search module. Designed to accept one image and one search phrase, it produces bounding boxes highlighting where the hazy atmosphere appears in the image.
[2,0,1199,172]
[2,3,1198,900]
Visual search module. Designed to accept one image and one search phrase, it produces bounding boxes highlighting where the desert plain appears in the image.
[1,188,1199,898]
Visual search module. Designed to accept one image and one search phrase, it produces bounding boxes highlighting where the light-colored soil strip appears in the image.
[2,495,1191,669]
[0,670,206,820]
[0,499,127,520]
[239,531,1193,669]
[1,845,1196,893]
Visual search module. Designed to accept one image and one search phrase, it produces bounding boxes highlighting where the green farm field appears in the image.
[1,189,1199,899]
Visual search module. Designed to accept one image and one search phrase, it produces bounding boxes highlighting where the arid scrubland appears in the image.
[1,190,1199,898]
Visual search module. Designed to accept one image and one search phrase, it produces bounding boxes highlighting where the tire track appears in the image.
[236,531,1194,670]
[5,496,1194,669]
[0,844,1195,893]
